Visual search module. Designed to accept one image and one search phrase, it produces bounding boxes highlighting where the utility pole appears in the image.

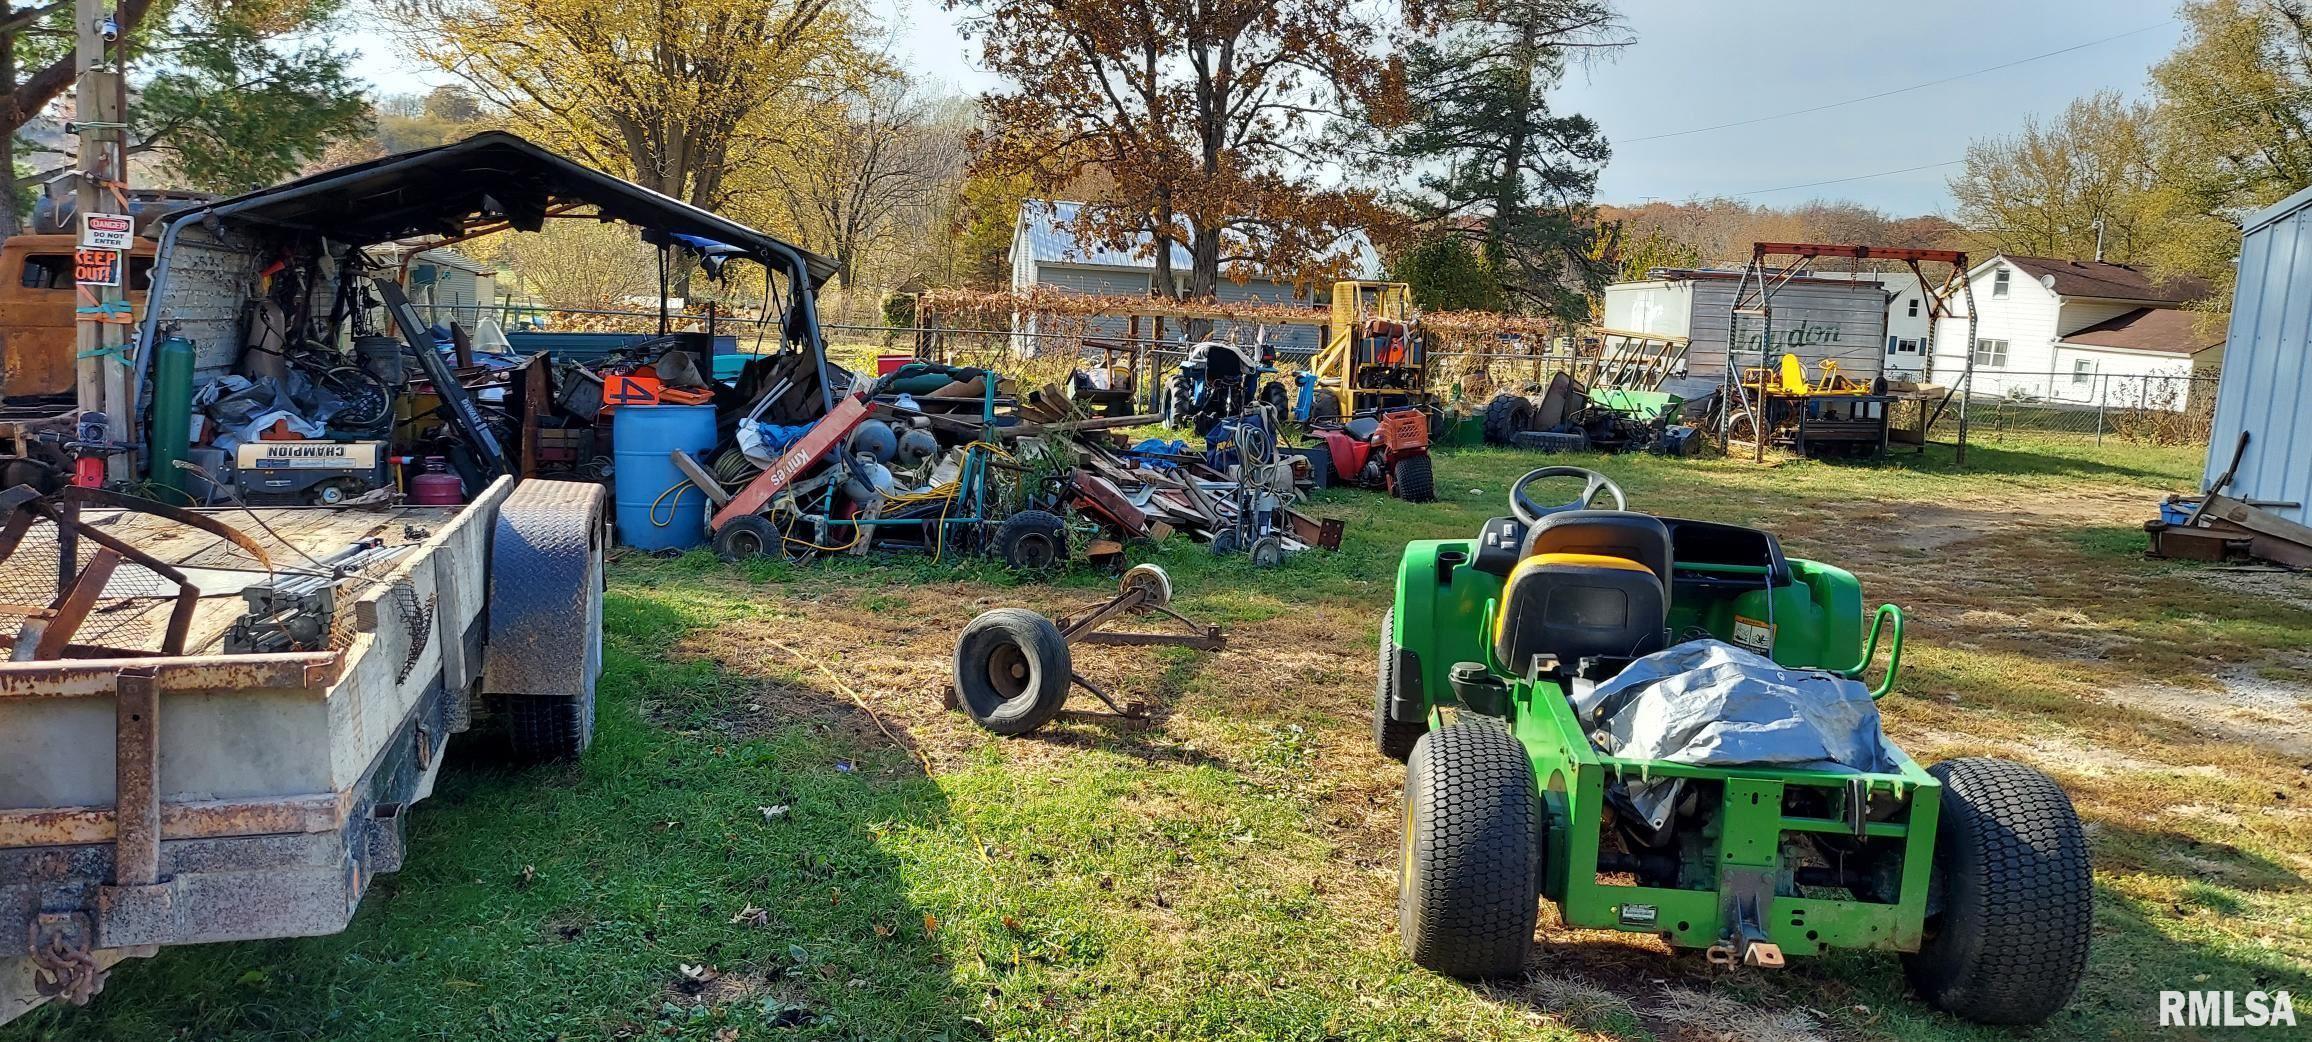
[71,0,130,484]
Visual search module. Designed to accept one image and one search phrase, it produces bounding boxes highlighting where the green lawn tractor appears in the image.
[1377,466,2093,1026]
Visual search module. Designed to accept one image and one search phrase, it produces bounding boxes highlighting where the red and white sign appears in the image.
[80,212,134,251]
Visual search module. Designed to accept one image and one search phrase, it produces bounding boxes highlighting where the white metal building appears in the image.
[1008,200,1380,353]
[1600,269,1891,382]
[2204,185,2312,527]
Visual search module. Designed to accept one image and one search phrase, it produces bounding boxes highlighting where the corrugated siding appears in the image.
[2208,197,2312,527]
[1213,279,1319,354]
[1684,278,1888,380]
[1036,265,1150,337]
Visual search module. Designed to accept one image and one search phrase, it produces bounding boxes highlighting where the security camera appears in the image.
[99,14,118,42]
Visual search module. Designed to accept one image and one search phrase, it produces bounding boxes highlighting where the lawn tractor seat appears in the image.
[1493,550,1669,677]
[1519,510,1672,583]
[1344,415,1381,440]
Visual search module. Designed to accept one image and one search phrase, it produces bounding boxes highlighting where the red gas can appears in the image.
[409,459,464,505]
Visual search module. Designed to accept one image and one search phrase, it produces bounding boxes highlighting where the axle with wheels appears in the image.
[949,565,1225,736]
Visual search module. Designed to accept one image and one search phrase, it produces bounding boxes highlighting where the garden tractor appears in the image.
[1376,466,2092,1026]
[1306,408,1434,502]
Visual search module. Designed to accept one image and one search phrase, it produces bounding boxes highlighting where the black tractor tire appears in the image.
[713,515,780,561]
[1259,380,1290,419]
[1390,455,1436,503]
[1310,388,1342,423]
[1483,396,1533,445]
[991,510,1068,572]
[1901,757,2093,1026]
[1400,720,1541,979]
[1163,376,1195,430]
[952,608,1072,736]
[504,694,594,764]
[1373,608,1426,762]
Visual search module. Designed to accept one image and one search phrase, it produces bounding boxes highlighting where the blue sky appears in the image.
[345,0,2184,217]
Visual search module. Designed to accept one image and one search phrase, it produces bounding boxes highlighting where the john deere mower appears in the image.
[1377,466,2092,1025]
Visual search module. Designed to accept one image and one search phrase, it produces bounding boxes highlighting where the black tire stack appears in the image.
[1482,395,1534,445]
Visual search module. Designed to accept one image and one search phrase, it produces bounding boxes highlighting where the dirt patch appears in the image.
[2103,670,2312,759]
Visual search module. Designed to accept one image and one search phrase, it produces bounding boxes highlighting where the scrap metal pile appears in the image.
[669,354,1346,571]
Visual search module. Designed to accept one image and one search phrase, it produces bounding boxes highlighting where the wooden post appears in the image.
[74,0,133,482]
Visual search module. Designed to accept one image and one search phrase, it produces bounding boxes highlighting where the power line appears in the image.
[1617,20,2177,145]
[1730,159,1967,199]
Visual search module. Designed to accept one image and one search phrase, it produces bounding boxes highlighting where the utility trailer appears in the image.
[0,478,605,1022]
[0,132,836,1024]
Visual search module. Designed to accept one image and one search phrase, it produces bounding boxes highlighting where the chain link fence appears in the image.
[1925,369,2218,450]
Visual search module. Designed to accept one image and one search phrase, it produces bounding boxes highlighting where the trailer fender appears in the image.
[483,479,608,703]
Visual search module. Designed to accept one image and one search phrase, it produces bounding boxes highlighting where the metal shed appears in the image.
[1602,270,1890,381]
[2205,184,2312,527]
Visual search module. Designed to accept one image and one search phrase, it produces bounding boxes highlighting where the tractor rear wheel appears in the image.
[1373,608,1425,762]
[1400,721,1541,979]
[952,608,1072,736]
[1390,455,1435,502]
[1901,757,2092,1025]
[991,510,1068,572]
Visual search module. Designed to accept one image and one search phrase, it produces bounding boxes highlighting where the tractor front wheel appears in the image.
[1901,757,2092,1025]
[1390,455,1435,502]
[1400,721,1541,979]
[1373,608,1425,762]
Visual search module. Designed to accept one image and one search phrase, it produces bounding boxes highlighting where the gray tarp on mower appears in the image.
[1571,640,1895,828]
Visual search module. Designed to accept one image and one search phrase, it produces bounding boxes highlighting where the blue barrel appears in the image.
[613,405,721,550]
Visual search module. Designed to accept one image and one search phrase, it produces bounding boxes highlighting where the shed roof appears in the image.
[1998,255,2209,304]
[168,131,836,287]
[2057,306,2224,355]
[1016,200,1380,278]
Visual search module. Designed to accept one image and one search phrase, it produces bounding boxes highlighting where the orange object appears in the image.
[257,419,303,441]
[1377,408,1428,452]
[601,371,663,413]
[657,386,713,405]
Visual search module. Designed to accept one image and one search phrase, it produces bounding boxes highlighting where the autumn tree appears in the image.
[0,0,368,228]
[743,83,971,296]
[1386,0,1627,321]
[399,0,882,219]
[1947,90,2159,262]
[956,0,1397,306]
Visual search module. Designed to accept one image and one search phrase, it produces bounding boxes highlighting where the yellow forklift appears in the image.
[1293,280,1427,422]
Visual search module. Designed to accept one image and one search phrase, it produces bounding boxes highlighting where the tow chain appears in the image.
[26,917,106,1006]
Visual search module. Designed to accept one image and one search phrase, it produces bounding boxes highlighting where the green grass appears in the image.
[13,435,2310,1042]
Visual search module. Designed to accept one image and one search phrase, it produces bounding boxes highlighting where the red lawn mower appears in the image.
[1304,407,1435,502]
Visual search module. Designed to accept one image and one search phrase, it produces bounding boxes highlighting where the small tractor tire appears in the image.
[991,510,1068,572]
[1391,455,1436,502]
[1901,757,2093,1025]
[1483,395,1533,444]
[1400,720,1541,979]
[952,608,1072,736]
[713,515,780,561]
[1259,381,1290,418]
[1373,608,1425,762]
[1310,389,1342,423]
[1249,535,1286,568]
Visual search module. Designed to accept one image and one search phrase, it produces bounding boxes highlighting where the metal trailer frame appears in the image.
[1723,244,1974,463]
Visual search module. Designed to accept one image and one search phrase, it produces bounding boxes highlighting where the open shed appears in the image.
[2204,183,2312,527]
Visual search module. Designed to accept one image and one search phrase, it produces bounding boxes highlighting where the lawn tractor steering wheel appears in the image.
[1510,466,1626,524]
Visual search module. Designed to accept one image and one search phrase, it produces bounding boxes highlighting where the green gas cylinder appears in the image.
[150,333,197,494]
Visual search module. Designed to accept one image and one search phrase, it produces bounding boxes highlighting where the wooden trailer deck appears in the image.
[0,503,462,658]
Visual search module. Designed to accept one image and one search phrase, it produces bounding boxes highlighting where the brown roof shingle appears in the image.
[2058,307,2225,355]
[2001,256,2211,304]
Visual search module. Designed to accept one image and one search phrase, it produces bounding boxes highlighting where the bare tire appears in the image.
[952,608,1071,736]
[991,510,1067,572]
[1400,721,1540,979]
[1901,757,2092,1025]
[1374,607,1425,762]
[1483,396,1533,444]
[1391,455,1435,503]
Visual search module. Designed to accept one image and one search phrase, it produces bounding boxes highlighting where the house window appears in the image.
[1906,298,1920,318]
[1897,338,1921,354]
[1973,338,2009,367]
[1992,268,2011,297]
[2072,359,2095,384]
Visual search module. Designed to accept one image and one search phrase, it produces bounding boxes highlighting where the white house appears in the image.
[1930,255,2221,405]
[1008,200,1380,354]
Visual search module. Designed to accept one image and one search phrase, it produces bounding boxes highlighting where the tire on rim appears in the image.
[1400,720,1541,979]
[952,608,1071,736]
[1482,395,1533,445]
[1901,757,2093,1025]
[713,515,779,561]
[1390,455,1435,502]
[1373,607,1425,762]
[991,510,1068,571]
